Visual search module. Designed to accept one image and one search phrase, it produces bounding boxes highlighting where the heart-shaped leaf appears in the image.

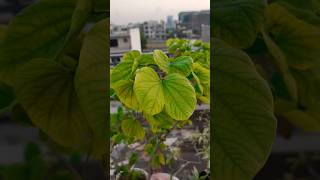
[75,18,108,156]
[134,67,165,115]
[13,58,93,151]
[162,73,196,120]
[212,39,276,179]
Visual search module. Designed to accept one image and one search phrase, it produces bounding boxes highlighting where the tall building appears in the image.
[166,15,175,31]
[142,20,166,40]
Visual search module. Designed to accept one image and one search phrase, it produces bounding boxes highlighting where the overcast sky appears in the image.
[111,0,210,25]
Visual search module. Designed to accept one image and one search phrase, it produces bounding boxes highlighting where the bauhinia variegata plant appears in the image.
[110,39,210,170]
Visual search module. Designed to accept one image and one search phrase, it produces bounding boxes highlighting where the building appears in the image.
[110,24,131,54]
[142,20,166,40]
[166,15,175,31]
[201,24,210,42]
[178,10,210,37]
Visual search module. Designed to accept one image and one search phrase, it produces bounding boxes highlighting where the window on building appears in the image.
[110,39,118,47]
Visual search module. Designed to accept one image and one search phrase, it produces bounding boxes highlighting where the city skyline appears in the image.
[111,0,210,25]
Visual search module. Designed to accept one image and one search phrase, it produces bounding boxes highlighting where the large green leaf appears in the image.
[212,0,266,49]
[264,3,320,69]
[13,58,92,152]
[75,19,108,156]
[163,73,196,120]
[212,39,276,179]
[134,67,196,120]
[168,56,193,77]
[134,67,165,115]
[0,0,76,80]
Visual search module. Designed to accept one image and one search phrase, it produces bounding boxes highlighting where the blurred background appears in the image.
[0,1,106,179]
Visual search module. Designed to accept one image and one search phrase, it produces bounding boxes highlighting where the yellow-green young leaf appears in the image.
[110,51,142,88]
[123,50,141,62]
[213,39,276,179]
[75,19,108,157]
[196,93,210,104]
[121,118,145,140]
[113,80,139,109]
[163,73,196,120]
[134,67,165,115]
[212,0,266,49]
[192,71,203,94]
[13,59,92,152]
[193,63,210,85]
[168,56,193,77]
[0,0,76,81]
[153,50,169,73]
[264,3,320,69]
[110,61,133,88]
[137,54,156,66]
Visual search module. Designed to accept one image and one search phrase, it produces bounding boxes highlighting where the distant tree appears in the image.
[140,31,147,50]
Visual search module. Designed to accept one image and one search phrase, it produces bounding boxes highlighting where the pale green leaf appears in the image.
[113,80,139,109]
[134,67,165,115]
[163,73,196,120]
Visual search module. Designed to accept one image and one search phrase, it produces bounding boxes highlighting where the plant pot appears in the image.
[150,173,179,180]
[116,168,149,180]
